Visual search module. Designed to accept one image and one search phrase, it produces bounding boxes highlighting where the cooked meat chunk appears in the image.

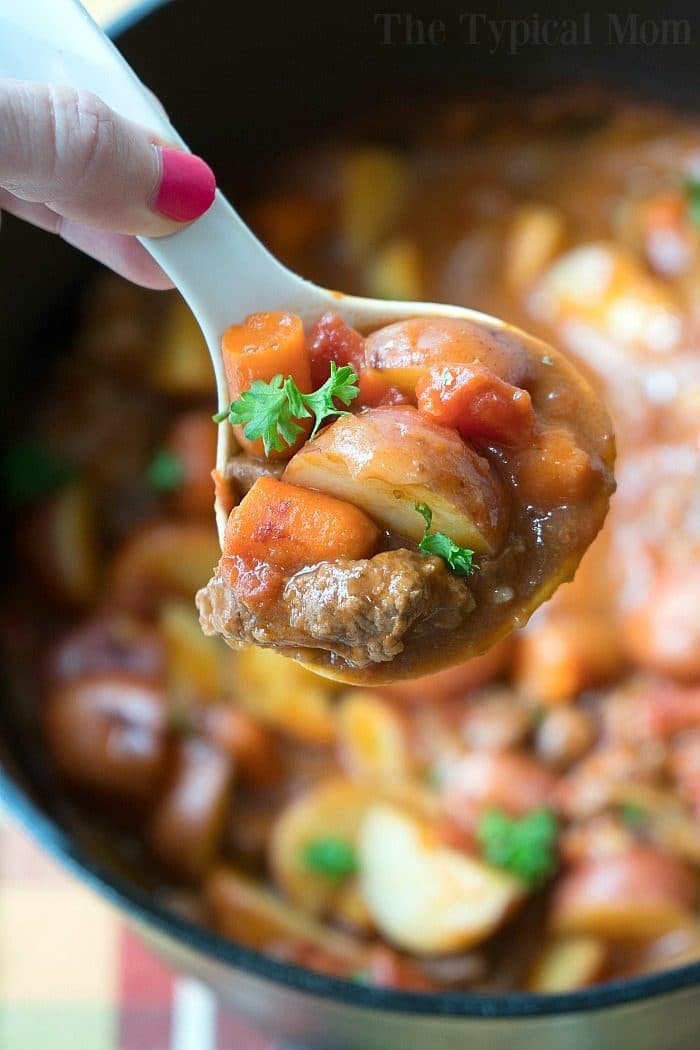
[286,551,475,665]
[197,550,475,668]
[225,454,284,497]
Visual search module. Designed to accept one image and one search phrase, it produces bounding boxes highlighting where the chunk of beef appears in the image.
[196,550,474,669]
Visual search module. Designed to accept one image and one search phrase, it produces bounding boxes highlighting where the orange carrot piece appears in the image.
[357,368,410,408]
[221,311,312,459]
[223,476,379,574]
[511,426,594,503]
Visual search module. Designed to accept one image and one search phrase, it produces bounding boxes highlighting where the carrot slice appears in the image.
[221,312,312,459]
[222,477,380,602]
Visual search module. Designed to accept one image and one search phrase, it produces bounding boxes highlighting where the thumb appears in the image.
[0,79,215,236]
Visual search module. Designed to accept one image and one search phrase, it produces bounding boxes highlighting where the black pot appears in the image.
[1,2,700,1046]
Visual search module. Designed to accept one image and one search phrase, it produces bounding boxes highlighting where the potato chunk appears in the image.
[205,865,367,968]
[270,778,377,916]
[527,935,607,992]
[283,406,507,555]
[235,646,337,745]
[364,316,531,395]
[552,846,697,941]
[359,804,523,954]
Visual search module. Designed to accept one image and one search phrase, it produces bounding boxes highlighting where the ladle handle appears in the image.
[0,0,309,367]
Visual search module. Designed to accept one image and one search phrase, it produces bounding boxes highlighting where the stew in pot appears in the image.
[6,88,700,992]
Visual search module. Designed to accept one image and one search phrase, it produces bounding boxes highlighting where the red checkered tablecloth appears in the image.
[0,811,278,1050]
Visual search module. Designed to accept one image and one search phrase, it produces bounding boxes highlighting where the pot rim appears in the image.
[3,767,700,1017]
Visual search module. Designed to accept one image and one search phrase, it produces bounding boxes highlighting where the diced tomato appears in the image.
[357,368,410,408]
[415,363,535,446]
[307,311,366,388]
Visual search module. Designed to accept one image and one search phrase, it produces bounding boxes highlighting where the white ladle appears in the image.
[1,0,520,542]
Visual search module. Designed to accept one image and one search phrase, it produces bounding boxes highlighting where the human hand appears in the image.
[0,78,216,288]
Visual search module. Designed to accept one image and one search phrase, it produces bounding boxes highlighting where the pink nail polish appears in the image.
[153,147,216,222]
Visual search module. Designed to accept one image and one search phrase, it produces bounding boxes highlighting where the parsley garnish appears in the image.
[683,177,700,226]
[619,802,648,830]
[302,837,358,880]
[414,502,476,576]
[213,362,360,456]
[1,440,76,506]
[147,449,185,492]
[477,808,559,888]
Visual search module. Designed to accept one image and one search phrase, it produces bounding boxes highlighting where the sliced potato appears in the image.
[529,242,682,356]
[366,236,424,301]
[336,690,410,781]
[150,295,214,397]
[109,521,220,613]
[605,781,700,865]
[160,601,225,704]
[527,935,607,993]
[269,777,378,916]
[205,865,367,967]
[359,804,523,954]
[234,646,337,745]
[505,204,567,292]
[283,406,507,555]
[631,926,700,976]
[364,316,531,395]
[341,148,407,257]
[269,776,436,918]
[24,482,99,607]
[552,846,697,941]
[333,877,375,934]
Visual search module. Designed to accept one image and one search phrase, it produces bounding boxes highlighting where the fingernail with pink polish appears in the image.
[153,147,216,222]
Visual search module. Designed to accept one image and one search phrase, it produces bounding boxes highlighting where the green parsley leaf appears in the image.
[476,808,559,888]
[414,501,476,576]
[1,440,76,507]
[231,375,306,455]
[214,362,360,455]
[683,177,700,226]
[147,449,185,492]
[302,837,358,880]
[619,802,648,830]
[303,362,360,438]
